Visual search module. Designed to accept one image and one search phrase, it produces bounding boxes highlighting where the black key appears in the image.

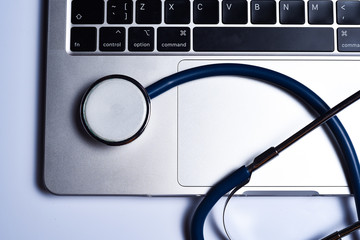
[165,1,190,24]
[193,27,334,52]
[251,0,276,24]
[70,27,97,52]
[136,0,162,24]
[99,27,125,52]
[107,0,133,24]
[308,1,333,24]
[222,0,248,24]
[71,0,104,24]
[157,27,190,51]
[193,0,219,24]
[279,0,305,24]
[128,27,155,52]
[337,1,360,24]
[338,28,360,52]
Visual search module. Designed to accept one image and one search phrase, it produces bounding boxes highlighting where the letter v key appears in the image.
[222,0,248,24]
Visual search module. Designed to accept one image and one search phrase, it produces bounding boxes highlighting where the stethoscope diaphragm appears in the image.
[80,75,150,146]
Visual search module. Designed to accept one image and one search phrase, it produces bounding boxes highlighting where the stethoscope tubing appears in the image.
[145,63,360,239]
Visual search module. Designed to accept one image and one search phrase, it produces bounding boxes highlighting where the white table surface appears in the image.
[1,1,360,239]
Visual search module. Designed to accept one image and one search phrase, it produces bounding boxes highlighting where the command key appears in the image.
[338,28,360,52]
[157,27,190,52]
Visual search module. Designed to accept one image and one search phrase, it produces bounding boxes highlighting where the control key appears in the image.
[100,27,125,52]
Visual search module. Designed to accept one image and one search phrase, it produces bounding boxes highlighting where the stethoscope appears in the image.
[80,63,360,240]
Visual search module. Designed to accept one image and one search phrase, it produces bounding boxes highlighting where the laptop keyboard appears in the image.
[69,0,360,54]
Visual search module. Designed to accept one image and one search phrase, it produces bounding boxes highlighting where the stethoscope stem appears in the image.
[321,220,360,240]
[277,90,360,154]
[248,90,360,173]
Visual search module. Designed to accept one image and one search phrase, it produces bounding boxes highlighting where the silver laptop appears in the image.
[44,0,360,195]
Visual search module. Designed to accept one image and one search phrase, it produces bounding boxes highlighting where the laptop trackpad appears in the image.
[177,60,358,189]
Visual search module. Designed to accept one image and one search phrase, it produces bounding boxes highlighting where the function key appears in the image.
[128,27,155,52]
[99,27,125,52]
[136,0,162,24]
[165,0,191,24]
[308,0,333,24]
[222,0,248,24]
[70,27,97,52]
[279,0,305,24]
[107,0,133,24]
[157,27,190,52]
[71,0,104,24]
[193,0,219,24]
[337,1,360,24]
[251,0,276,24]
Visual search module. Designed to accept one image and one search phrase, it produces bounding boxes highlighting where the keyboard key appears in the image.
[136,0,162,24]
[193,27,334,52]
[70,27,97,52]
[337,1,360,24]
[222,0,248,24]
[107,0,133,24]
[165,0,190,24]
[99,27,125,52]
[71,0,104,24]
[251,0,276,24]
[279,0,305,24]
[157,27,190,51]
[193,0,219,24]
[338,28,360,52]
[128,27,154,52]
[308,0,333,24]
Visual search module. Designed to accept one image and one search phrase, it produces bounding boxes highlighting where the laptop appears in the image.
[44,0,360,195]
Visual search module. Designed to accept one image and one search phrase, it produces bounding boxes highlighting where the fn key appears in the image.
[70,27,97,52]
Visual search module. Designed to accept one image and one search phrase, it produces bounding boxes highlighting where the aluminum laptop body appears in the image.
[44,0,360,195]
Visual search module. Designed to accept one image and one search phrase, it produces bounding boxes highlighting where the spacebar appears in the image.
[193,27,334,52]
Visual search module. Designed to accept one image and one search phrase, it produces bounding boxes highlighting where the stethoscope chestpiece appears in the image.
[80,75,151,146]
